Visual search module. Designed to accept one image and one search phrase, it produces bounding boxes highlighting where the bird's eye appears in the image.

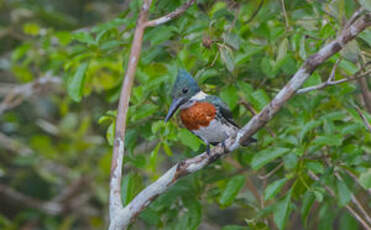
[182,88,188,94]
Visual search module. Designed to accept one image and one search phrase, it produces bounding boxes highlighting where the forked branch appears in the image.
[108,0,196,229]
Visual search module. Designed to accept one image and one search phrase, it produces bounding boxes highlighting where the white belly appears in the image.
[192,119,238,144]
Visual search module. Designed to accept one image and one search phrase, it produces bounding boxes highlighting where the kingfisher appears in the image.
[165,69,256,155]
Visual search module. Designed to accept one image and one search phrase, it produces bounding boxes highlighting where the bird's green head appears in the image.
[165,69,200,122]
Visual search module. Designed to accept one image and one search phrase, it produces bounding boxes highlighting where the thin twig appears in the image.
[359,55,371,113]
[0,74,61,115]
[308,171,371,230]
[341,166,371,196]
[0,132,33,156]
[258,162,284,180]
[354,105,371,133]
[297,69,371,94]
[240,100,276,137]
[144,0,195,27]
[246,0,264,24]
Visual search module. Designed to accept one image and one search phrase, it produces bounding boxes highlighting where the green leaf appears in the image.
[299,120,322,143]
[23,23,40,36]
[264,178,288,200]
[305,161,325,174]
[67,62,89,102]
[224,33,240,50]
[235,45,264,65]
[283,153,298,170]
[251,147,290,170]
[273,188,292,230]
[100,40,123,50]
[277,38,288,61]
[219,46,234,72]
[302,72,321,88]
[359,29,371,46]
[140,207,162,226]
[220,86,239,110]
[299,35,306,59]
[359,169,371,189]
[339,60,359,75]
[178,128,202,151]
[131,104,157,121]
[182,197,202,230]
[149,143,161,172]
[219,175,245,206]
[106,121,115,146]
[251,89,270,110]
[121,173,143,206]
[72,32,96,45]
[301,191,315,226]
[163,142,173,156]
[144,26,175,45]
[320,111,346,121]
[260,57,275,78]
[313,189,324,203]
[336,179,352,207]
[313,135,343,147]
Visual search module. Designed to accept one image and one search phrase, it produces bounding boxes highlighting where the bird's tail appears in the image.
[241,137,257,147]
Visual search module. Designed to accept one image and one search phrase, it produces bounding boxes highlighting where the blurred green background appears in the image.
[0,0,370,229]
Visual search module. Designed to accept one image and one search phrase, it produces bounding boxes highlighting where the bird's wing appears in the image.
[206,95,240,128]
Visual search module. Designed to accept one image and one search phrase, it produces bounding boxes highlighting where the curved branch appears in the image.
[113,11,371,228]
[109,0,152,226]
[144,0,195,27]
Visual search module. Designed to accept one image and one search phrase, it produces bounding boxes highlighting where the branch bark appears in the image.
[144,0,195,27]
[109,0,152,225]
[109,10,371,229]
[108,1,195,229]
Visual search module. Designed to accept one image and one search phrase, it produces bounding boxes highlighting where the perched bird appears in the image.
[165,69,256,155]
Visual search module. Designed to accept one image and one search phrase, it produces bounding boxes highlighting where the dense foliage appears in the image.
[0,0,370,229]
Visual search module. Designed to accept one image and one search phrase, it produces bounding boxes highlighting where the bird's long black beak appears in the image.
[165,97,184,122]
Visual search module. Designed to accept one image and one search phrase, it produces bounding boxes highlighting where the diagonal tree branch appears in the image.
[111,10,371,229]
